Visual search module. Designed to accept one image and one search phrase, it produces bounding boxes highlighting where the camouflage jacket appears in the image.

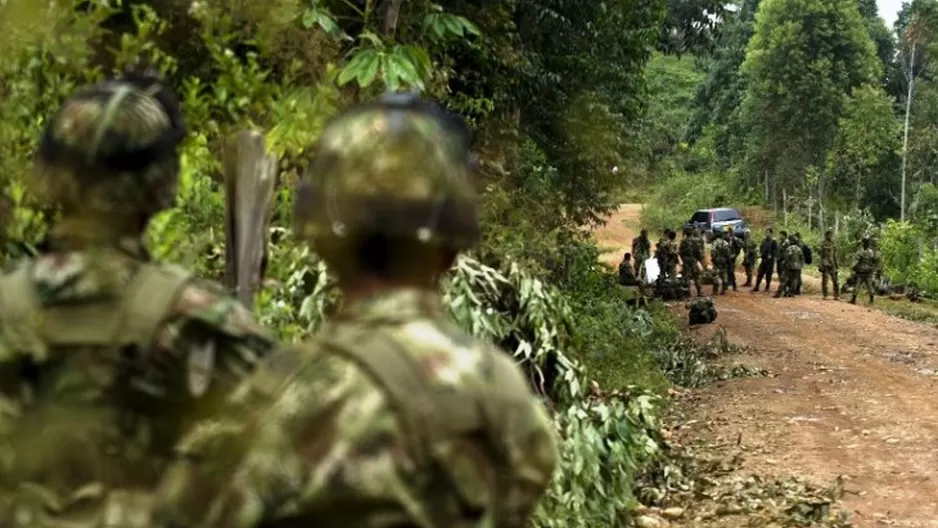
[710,238,729,266]
[785,243,804,270]
[742,238,758,266]
[854,248,876,274]
[819,240,838,269]
[692,235,706,264]
[678,237,698,265]
[153,288,558,528]
[631,235,650,261]
[777,239,790,264]
[0,238,274,524]
[729,236,742,260]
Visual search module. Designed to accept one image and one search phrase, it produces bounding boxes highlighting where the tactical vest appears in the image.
[250,321,536,527]
[0,262,192,526]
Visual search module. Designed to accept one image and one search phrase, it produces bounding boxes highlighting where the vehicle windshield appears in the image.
[689,211,709,223]
[713,209,740,222]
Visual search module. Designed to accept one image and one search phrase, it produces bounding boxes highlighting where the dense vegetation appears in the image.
[4,0,933,524]
[644,0,938,297]
[0,0,721,525]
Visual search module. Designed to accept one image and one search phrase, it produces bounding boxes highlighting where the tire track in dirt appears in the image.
[595,204,938,527]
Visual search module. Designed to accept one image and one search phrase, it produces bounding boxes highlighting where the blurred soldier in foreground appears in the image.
[741,229,757,287]
[0,73,274,524]
[851,238,877,305]
[752,227,776,292]
[819,229,839,300]
[679,227,703,296]
[153,95,559,527]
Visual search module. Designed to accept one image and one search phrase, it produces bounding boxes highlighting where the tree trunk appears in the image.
[382,0,404,37]
[901,40,917,222]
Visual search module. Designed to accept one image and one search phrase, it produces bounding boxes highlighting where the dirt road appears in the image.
[596,204,938,527]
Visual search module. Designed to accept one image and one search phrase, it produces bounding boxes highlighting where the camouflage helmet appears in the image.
[294,93,479,252]
[32,71,186,218]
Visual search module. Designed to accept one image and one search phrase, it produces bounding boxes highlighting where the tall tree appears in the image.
[740,0,882,206]
[893,0,938,219]
[686,0,761,165]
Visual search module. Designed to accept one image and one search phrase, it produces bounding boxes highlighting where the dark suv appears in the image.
[684,208,746,241]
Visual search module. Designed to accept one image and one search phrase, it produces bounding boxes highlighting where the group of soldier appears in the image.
[0,74,558,525]
[619,223,883,305]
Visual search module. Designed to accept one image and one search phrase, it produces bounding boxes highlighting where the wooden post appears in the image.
[222,130,278,308]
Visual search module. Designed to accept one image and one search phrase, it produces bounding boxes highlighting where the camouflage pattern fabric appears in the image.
[152,288,558,527]
[0,74,274,526]
[850,247,877,304]
[686,296,717,325]
[819,236,839,299]
[0,239,274,526]
[741,233,758,287]
[679,235,702,296]
[632,234,650,266]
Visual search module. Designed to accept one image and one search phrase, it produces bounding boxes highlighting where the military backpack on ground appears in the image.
[686,297,717,326]
[654,277,690,301]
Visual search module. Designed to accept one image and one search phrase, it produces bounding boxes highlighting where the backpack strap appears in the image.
[0,263,191,353]
[318,323,488,461]
[115,263,192,350]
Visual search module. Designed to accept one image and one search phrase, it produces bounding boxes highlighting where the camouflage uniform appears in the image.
[655,231,678,280]
[153,95,558,527]
[851,239,877,305]
[741,230,758,287]
[710,234,730,295]
[0,75,274,526]
[774,232,790,295]
[679,229,702,296]
[819,230,839,300]
[775,235,803,298]
[631,230,650,278]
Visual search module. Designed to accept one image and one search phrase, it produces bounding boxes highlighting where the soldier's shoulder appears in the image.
[162,274,272,342]
[27,250,139,303]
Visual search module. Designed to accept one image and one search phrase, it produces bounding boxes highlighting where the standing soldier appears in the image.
[775,233,803,298]
[753,228,777,292]
[775,230,789,287]
[851,237,877,305]
[871,238,884,286]
[0,74,274,524]
[741,229,758,287]
[153,95,559,527]
[722,227,738,292]
[711,229,730,295]
[792,232,807,295]
[632,228,651,279]
[819,229,840,300]
[665,228,679,279]
[680,227,702,296]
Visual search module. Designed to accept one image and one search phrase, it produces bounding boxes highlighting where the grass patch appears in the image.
[876,296,938,325]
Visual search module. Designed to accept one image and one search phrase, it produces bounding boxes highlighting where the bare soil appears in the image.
[595,204,938,527]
